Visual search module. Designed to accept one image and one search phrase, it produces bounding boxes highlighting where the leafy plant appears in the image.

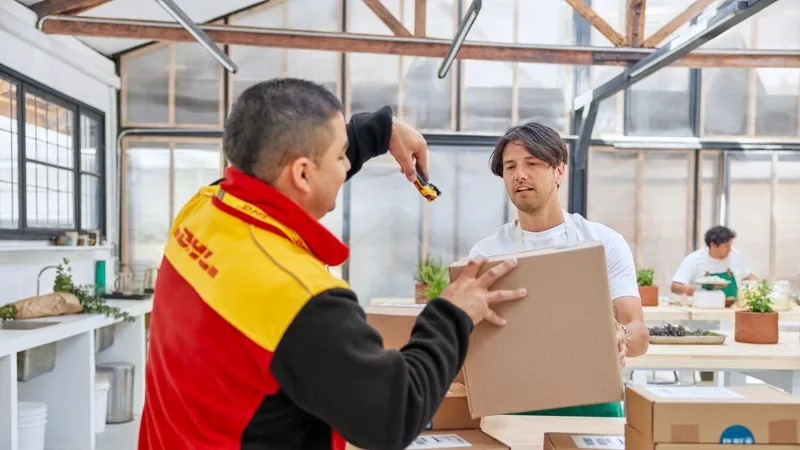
[414,256,449,300]
[54,258,133,322]
[0,304,16,320]
[636,268,655,287]
[741,279,774,313]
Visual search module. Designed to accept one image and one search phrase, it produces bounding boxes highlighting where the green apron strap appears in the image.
[514,401,624,418]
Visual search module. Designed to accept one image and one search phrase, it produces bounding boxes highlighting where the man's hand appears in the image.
[670,281,695,297]
[615,323,629,369]
[440,257,527,327]
[388,117,429,182]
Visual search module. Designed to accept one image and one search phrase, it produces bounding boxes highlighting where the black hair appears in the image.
[489,122,569,177]
[223,78,343,183]
[705,225,737,247]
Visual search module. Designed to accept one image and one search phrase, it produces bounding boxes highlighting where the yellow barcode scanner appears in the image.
[412,172,441,202]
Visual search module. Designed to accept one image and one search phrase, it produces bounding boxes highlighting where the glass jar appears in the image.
[770,280,792,311]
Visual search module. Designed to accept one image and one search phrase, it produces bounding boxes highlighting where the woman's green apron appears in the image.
[512,211,624,418]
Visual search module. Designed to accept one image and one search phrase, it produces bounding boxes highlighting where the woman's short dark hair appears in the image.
[489,122,569,177]
[705,225,737,247]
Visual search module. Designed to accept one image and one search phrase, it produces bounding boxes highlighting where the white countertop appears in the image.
[0,298,152,356]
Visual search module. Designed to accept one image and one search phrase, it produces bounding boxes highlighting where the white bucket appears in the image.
[95,372,111,433]
[17,402,47,450]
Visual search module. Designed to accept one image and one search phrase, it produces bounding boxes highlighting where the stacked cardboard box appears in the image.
[545,432,626,450]
[624,385,800,450]
[365,306,505,449]
[543,385,800,450]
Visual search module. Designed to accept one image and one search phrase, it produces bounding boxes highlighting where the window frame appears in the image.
[0,63,106,240]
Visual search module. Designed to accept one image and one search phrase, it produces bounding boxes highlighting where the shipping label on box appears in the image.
[408,430,509,450]
[449,242,623,418]
[625,385,800,445]
[544,432,625,450]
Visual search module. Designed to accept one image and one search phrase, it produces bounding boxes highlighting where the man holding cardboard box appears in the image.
[469,122,649,418]
[139,78,528,450]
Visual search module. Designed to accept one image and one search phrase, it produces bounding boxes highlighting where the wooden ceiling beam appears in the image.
[38,17,800,68]
[564,0,625,46]
[641,0,717,48]
[362,0,412,37]
[30,0,111,17]
[625,0,646,47]
[414,0,426,37]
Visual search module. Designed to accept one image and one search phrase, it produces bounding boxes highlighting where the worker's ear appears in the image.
[554,163,565,188]
[287,157,314,194]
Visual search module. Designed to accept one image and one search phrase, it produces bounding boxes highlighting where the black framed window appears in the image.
[0,66,105,239]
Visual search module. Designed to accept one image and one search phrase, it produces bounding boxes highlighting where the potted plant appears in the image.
[637,268,658,307]
[735,279,778,344]
[413,256,448,304]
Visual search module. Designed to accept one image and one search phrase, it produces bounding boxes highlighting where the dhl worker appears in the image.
[138,78,527,450]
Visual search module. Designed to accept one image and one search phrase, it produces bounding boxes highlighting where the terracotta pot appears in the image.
[415,282,428,304]
[735,310,779,344]
[638,285,659,307]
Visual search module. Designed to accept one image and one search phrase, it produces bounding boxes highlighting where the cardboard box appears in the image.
[366,304,466,386]
[448,242,623,418]
[365,304,422,349]
[544,432,625,450]
[625,385,800,445]
[408,430,508,450]
[428,383,481,430]
[625,424,800,450]
[346,430,508,450]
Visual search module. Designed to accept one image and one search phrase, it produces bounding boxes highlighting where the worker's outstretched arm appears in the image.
[271,292,471,450]
[345,106,393,180]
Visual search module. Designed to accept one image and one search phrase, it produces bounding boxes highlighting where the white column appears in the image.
[0,353,18,450]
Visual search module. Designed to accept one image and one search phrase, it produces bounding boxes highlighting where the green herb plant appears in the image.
[741,279,774,313]
[55,258,133,322]
[0,304,16,320]
[636,268,654,287]
[414,256,449,300]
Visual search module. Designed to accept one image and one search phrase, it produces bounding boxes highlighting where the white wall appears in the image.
[0,0,121,305]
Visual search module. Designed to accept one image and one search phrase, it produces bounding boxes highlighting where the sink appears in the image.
[0,320,58,330]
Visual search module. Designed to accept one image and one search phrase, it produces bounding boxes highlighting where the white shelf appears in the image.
[0,244,114,254]
[0,299,151,450]
[0,299,152,357]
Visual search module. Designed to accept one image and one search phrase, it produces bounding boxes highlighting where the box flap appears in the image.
[625,385,800,444]
[449,242,623,418]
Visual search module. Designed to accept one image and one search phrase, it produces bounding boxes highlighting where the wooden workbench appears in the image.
[629,331,800,371]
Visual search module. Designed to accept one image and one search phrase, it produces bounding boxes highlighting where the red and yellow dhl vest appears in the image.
[138,167,351,450]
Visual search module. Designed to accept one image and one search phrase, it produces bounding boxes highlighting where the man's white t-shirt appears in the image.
[468,212,640,302]
[671,247,751,286]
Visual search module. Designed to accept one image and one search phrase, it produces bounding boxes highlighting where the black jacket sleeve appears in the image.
[271,291,472,450]
[346,105,393,180]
